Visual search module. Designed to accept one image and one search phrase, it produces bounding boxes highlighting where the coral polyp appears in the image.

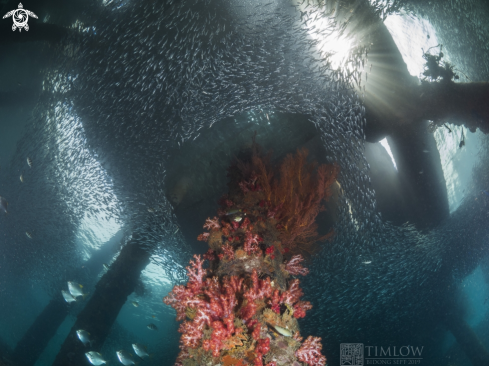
[163,144,338,366]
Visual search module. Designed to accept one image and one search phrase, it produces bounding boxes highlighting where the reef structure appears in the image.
[163,145,339,366]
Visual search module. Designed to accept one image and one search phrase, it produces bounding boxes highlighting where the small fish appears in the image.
[422,150,430,153]
[0,196,8,214]
[132,343,149,359]
[85,351,107,365]
[27,157,32,168]
[225,208,241,216]
[233,215,243,222]
[20,174,24,183]
[76,329,93,347]
[147,207,154,213]
[272,325,292,337]
[68,281,88,299]
[482,190,489,197]
[61,290,77,303]
[26,232,32,239]
[116,350,137,365]
[103,263,110,270]
[362,261,372,264]
[147,323,157,330]
[132,301,139,307]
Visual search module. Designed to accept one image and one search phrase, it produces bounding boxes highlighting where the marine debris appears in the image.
[164,144,339,366]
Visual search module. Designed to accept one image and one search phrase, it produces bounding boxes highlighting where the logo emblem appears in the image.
[340,343,364,366]
[3,3,37,32]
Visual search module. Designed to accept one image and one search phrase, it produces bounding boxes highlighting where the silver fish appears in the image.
[27,157,32,168]
[132,343,149,359]
[76,329,93,347]
[26,232,32,239]
[61,290,77,303]
[225,208,241,216]
[0,196,8,214]
[68,281,87,298]
[116,350,137,365]
[147,323,157,330]
[85,351,107,365]
[20,174,24,183]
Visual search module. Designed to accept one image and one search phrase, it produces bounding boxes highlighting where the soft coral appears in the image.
[296,336,327,366]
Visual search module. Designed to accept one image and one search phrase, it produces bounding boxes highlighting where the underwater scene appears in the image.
[1,0,489,365]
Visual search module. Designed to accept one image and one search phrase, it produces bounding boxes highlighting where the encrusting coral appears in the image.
[164,141,338,366]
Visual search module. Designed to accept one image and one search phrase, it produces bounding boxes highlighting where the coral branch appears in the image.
[186,255,206,295]
[285,254,309,276]
[296,336,327,366]
[204,216,221,230]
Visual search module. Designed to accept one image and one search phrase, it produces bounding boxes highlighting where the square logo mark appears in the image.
[340,343,364,366]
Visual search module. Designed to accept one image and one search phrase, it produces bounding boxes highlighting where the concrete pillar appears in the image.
[52,239,150,366]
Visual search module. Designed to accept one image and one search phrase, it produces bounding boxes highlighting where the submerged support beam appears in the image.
[0,336,13,366]
[386,122,449,229]
[12,298,68,366]
[11,231,123,366]
[445,313,489,366]
[52,239,150,366]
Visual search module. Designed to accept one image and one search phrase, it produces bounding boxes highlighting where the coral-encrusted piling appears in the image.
[164,145,338,366]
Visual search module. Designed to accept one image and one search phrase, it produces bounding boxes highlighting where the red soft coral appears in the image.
[203,249,216,261]
[223,275,244,296]
[269,289,282,314]
[255,337,270,355]
[197,232,210,242]
[240,300,258,321]
[296,336,327,366]
[254,338,270,366]
[280,279,303,305]
[285,254,309,276]
[244,269,273,303]
[240,217,251,230]
[241,270,273,320]
[293,301,313,319]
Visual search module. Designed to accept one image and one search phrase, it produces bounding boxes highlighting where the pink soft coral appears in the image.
[244,231,261,255]
[222,243,235,260]
[285,254,309,276]
[241,269,273,320]
[280,279,303,305]
[296,336,327,366]
[186,255,206,295]
[203,216,221,230]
